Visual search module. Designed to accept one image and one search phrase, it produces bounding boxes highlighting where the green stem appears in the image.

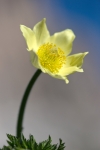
[16,69,42,138]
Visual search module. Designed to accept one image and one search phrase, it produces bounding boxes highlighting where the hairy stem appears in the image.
[16,69,42,138]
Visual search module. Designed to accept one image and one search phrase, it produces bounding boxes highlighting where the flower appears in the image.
[20,18,88,83]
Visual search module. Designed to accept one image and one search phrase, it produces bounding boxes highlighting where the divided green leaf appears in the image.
[0,134,65,150]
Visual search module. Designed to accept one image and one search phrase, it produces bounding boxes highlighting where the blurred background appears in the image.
[0,0,100,149]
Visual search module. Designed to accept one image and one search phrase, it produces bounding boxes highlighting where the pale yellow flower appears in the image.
[20,18,88,83]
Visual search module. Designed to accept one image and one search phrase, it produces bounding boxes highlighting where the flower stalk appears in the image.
[16,69,41,138]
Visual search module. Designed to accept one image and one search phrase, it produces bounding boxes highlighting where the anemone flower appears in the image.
[20,18,88,83]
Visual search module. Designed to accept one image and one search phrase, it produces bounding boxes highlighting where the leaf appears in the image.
[0,134,65,150]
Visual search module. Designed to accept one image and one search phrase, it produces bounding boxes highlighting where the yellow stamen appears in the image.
[37,43,66,73]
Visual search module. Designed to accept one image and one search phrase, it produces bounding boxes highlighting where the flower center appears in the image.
[37,43,66,73]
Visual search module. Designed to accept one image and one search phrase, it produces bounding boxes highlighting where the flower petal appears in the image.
[52,74,69,84]
[53,75,69,84]
[33,18,50,48]
[66,52,89,68]
[38,65,69,83]
[58,66,83,76]
[30,51,40,69]
[20,25,37,51]
[58,52,88,76]
[47,29,75,56]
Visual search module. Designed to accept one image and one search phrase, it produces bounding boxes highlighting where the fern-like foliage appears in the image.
[0,134,65,150]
